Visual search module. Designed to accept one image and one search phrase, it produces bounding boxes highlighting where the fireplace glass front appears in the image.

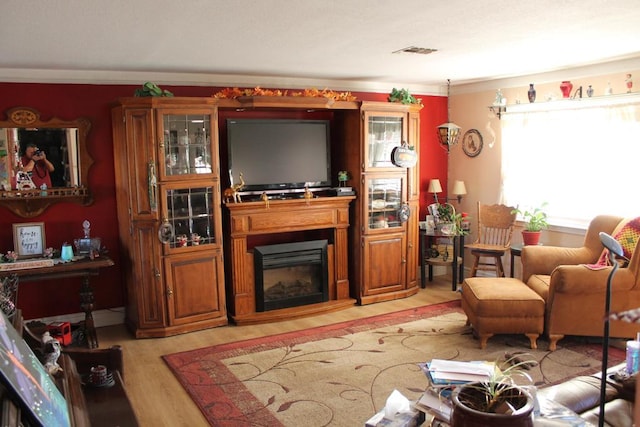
[254,240,329,311]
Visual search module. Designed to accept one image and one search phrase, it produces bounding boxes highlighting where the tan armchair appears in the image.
[522,215,640,350]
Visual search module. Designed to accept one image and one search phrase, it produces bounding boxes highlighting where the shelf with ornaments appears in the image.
[489,91,640,119]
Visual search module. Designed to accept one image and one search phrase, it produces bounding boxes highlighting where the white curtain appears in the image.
[501,102,640,229]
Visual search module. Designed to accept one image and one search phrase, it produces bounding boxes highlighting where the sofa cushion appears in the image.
[526,274,550,301]
[595,217,640,266]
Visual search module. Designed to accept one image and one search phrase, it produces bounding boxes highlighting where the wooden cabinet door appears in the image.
[164,251,226,326]
[362,233,406,296]
[131,222,166,330]
[122,108,159,219]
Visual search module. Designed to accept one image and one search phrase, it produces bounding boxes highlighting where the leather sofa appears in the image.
[521,215,640,350]
[537,369,636,426]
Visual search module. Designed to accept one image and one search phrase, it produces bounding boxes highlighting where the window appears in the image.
[501,98,640,229]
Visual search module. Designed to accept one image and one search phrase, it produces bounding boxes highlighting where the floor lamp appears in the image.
[598,231,624,427]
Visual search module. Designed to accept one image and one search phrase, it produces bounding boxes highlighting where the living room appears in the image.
[1,1,640,425]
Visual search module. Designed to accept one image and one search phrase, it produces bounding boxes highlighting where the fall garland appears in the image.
[212,86,357,102]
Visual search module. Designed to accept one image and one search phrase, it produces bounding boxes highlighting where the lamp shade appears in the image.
[437,122,461,148]
[452,180,467,196]
[427,179,443,193]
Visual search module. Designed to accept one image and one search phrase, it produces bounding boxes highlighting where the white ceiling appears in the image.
[2,0,640,94]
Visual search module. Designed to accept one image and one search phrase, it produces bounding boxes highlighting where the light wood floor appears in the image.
[97,277,459,426]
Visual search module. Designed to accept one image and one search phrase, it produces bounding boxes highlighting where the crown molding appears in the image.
[0,68,441,96]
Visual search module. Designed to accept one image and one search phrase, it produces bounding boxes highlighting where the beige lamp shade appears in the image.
[452,180,467,196]
[427,179,443,194]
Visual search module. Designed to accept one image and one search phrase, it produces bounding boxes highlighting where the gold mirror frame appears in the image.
[0,107,93,217]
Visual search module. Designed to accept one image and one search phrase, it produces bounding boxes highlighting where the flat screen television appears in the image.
[227,118,332,195]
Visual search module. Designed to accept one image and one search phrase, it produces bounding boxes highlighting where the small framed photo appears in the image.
[12,222,46,258]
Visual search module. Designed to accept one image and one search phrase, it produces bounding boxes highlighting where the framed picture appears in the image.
[12,222,46,258]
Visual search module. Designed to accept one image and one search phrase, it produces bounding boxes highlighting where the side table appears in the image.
[510,244,523,278]
[420,229,465,291]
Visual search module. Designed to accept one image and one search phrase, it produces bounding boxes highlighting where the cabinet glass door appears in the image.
[367,176,405,230]
[161,113,213,177]
[164,185,216,249]
[365,114,404,169]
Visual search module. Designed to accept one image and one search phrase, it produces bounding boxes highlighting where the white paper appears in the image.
[428,359,496,377]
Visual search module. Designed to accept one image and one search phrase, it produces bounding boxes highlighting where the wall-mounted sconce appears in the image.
[427,179,442,204]
[450,180,467,203]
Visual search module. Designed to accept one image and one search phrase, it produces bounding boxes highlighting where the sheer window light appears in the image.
[501,102,640,229]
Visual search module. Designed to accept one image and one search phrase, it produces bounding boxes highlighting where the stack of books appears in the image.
[413,359,498,424]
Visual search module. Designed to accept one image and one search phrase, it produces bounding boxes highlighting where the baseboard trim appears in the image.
[27,307,126,328]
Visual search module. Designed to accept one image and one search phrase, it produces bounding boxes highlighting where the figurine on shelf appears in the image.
[41,332,62,375]
[626,74,633,93]
[223,172,245,203]
[260,192,270,208]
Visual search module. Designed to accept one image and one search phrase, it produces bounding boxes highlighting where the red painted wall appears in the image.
[0,83,446,319]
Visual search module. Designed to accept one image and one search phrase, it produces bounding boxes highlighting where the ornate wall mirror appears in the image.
[0,107,93,217]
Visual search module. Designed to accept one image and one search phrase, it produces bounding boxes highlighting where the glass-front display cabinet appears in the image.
[366,176,406,230]
[364,112,407,170]
[112,98,226,338]
[161,112,214,178]
[162,183,218,250]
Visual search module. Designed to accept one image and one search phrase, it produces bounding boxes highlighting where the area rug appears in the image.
[163,301,624,427]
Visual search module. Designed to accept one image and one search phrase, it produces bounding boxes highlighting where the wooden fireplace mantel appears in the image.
[225,196,356,324]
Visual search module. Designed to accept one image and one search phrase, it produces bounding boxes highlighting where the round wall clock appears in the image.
[462,129,483,157]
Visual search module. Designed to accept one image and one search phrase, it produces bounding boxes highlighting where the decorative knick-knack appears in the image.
[560,81,573,98]
[586,85,594,97]
[527,84,536,103]
[605,82,613,95]
[626,74,633,93]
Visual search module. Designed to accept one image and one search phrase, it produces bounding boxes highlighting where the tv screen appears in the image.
[227,119,331,194]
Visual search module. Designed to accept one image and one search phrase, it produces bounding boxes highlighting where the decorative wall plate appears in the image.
[462,129,483,157]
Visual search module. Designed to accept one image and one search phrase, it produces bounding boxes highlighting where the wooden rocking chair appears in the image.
[465,202,517,277]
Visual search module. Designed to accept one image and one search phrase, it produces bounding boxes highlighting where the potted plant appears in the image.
[450,356,537,427]
[511,203,548,246]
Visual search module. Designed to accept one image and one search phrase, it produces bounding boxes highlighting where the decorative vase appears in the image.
[560,81,573,98]
[586,85,594,97]
[527,84,536,103]
[522,231,541,246]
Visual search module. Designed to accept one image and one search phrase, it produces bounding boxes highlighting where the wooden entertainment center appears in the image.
[112,96,422,332]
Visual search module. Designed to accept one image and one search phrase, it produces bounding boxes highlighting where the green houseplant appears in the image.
[450,356,537,427]
[511,203,548,246]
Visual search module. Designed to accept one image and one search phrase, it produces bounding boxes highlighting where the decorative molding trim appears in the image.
[0,68,441,96]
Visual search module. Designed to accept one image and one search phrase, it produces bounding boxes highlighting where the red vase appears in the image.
[560,81,573,98]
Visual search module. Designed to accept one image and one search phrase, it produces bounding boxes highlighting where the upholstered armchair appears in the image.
[521,215,640,350]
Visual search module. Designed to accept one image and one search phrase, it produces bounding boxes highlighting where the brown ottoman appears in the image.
[461,277,545,349]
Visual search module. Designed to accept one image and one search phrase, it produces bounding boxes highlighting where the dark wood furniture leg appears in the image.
[79,274,98,349]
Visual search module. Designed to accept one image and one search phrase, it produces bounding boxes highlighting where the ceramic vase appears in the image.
[586,85,594,97]
[560,81,573,98]
[527,84,536,103]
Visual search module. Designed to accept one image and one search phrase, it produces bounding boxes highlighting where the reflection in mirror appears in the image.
[0,107,92,217]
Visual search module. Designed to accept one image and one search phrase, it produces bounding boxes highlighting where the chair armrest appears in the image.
[522,245,597,282]
[550,265,636,294]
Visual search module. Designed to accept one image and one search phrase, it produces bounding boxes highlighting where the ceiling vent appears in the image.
[393,46,438,55]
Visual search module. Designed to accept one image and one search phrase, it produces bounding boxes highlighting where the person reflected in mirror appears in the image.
[21,142,54,189]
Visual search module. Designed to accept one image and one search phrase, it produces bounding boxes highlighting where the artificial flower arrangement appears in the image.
[0,247,55,263]
[212,86,357,102]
